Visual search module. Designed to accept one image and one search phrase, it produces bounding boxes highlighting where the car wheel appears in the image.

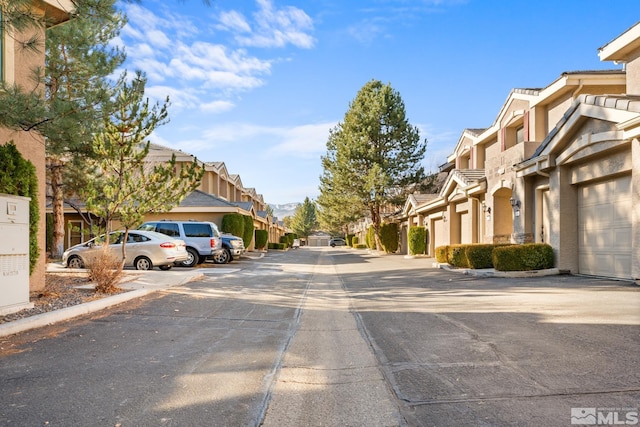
[159,265,172,271]
[134,256,153,270]
[213,249,230,264]
[67,255,84,269]
[181,248,199,268]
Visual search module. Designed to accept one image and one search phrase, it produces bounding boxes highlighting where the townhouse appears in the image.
[400,22,640,280]
[54,143,286,251]
[0,0,74,293]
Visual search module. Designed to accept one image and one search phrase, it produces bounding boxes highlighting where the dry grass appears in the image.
[87,250,124,294]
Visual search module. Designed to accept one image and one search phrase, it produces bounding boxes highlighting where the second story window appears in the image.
[515,125,524,144]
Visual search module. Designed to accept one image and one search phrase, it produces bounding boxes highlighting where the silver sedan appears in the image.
[62,230,189,271]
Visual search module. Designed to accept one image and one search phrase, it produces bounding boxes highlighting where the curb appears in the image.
[437,263,561,278]
[0,272,204,338]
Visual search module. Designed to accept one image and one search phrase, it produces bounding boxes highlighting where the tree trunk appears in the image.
[50,158,66,259]
[370,204,383,252]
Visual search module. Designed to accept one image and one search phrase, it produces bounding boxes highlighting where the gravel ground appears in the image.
[0,273,127,324]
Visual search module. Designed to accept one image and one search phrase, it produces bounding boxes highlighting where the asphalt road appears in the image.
[1,248,638,426]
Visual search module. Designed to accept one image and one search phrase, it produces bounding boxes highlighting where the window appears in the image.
[68,221,84,247]
[515,125,524,144]
[183,223,212,238]
[156,223,180,237]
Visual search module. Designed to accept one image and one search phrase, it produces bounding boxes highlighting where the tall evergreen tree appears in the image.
[0,0,127,258]
[83,72,203,263]
[318,80,427,250]
[289,197,318,239]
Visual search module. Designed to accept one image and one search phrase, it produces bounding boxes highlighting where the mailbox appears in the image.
[0,194,33,315]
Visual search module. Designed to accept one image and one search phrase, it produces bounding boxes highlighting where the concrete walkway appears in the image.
[261,251,403,426]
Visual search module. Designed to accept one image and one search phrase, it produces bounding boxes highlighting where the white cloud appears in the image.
[218,0,315,49]
[219,10,251,33]
[200,100,236,113]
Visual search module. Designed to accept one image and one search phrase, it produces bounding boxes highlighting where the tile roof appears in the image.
[451,169,486,185]
[179,190,236,208]
[532,94,640,158]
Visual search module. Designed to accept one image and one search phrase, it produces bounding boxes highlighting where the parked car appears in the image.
[63,230,188,271]
[292,238,300,249]
[213,233,245,264]
[329,238,347,247]
[138,220,224,267]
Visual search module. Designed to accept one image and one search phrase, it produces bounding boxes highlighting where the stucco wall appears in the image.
[1,30,47,291]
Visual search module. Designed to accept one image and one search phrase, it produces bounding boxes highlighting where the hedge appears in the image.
[408,227,426,255]
[242,215,254,248]
[352,236,360,245]
[254,229,268,250]
[268,242,288,250]
[346,234,355,246]
[366,225,375,249]
[434,243,554,271]
[492,243,554,271]
[380,222,398,253]
[447,244,469,268]
[465,244,495,269]
[354,243,368,249]
[435,245,448,263]
[221,213,244,237]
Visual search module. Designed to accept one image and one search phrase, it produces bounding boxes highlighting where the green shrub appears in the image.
[465,244,495,269]
[493,243,554,271]
[221,213,244,237]
[435,245,448,263]
[242,215,254,248]
[0,142,39,273]
[448,244,469,268]
[354,243,368,249]
[366,225,375,249]
[380,222,399,253]
[255,229,268,249]
[268,242,287,250]
[352,236,359,245]
[408,227,426,255]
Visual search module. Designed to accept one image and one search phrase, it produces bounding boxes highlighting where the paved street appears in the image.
[1,248,639,426]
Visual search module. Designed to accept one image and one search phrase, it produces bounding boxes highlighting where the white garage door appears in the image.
[578,175,632,279]
[460,211,471,244]
[433,218,446,249]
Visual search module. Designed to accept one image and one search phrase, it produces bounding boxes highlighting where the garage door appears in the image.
[433,218,446,250]
[460,211,471,244]
[578,175,632,279]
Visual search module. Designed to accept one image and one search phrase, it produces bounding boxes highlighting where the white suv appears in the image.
[138,220,223,267]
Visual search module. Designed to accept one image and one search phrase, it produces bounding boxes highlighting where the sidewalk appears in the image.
[0,251,265,338]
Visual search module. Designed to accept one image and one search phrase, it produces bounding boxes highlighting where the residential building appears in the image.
[51,143,286,251]
[1,1,73,292]
[399,22,640,280]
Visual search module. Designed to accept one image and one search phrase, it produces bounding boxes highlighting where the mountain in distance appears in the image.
[269,202,299,219]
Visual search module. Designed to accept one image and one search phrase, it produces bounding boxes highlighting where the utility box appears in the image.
[0,194,33,316]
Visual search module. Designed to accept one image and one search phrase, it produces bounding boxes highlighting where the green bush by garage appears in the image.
[435,243,554,271]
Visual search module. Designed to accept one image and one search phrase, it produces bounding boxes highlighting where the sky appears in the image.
[115,0,640,205]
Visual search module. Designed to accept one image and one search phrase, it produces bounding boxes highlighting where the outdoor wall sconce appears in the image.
[442,213,447,222]
[509,197,520,208]
[481,201,491,221]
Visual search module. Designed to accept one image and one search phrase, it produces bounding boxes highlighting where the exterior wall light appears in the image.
[509,197,520,208]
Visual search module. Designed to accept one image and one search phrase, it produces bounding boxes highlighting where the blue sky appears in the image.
[116,0,639,205]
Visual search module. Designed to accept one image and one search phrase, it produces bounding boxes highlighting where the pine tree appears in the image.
[318,80,427,250]
[290,197,318,239]
[83,72,203,263]
[0,0,127,258]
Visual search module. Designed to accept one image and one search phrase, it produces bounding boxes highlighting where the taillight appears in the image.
[210,238,216,248]
[160,242,176,248]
